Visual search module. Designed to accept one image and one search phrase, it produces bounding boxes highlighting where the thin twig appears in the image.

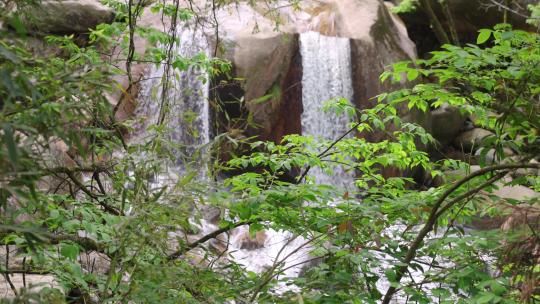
[297,122,360,183]
[3,245,18,296]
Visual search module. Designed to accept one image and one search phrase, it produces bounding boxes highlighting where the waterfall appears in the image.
[299,31,356,190]
[135,25,210,177]
[134,24,311,289]
[213,31,360,293]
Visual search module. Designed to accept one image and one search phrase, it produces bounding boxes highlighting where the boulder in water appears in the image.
[430,104,467,146]
[237,230,267,250]
[453,128,493,152]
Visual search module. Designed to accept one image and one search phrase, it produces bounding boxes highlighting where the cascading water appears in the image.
[299,32,440,303]
[216,31,360,293]
[133,26,436,302]
[300,31,356,190]
[135,25,210,177]
[135,22,310,289]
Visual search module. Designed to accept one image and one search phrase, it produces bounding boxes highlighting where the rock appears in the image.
[0,274,60,298]
[474,147,515,165]
[202,206,222,224]
[234,229,267,250]
[19,0,114,34]
[79,251,110,274]
[443,165,481,183]
[453,128,493,152]
[430,104,467,146]
[512,159,540,180]
[492,181,539,202]
[205,0,423,142]
[209,232,230,253]
[500,204,540,231]
[469,177,539,230]
[185,247,210,267]
[347,0,429,142]
[467,216,508,231]
[0,246,26,269]
[207,3,302,142]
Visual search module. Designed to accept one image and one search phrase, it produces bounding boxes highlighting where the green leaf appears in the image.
[385,268,397,282]
[407,69,419,81]
[9,14,27,36]
[476,293,495,303]
[60,243,79,260]
[3,124,18,166]
[477,30,492,44]
[0,45,21,63]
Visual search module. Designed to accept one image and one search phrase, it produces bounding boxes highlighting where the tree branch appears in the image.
[297,122,360,183]
[63,170,121,216]
[167,220,253,260]
[419,0,451,45]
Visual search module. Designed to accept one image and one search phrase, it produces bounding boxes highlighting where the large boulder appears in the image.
[205,0,422,142]
[20,0,114,34]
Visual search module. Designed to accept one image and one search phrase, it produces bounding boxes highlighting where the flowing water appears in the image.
[300,31,356,190]
[214,32,361,286]
[135,25,210,178]
[134,23,311,286]
[197,32,360,294]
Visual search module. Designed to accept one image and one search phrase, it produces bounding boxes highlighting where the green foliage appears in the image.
[391,0,420,14]
[382,25,540,162]
[527,2,540,27]
[1,0,540,303]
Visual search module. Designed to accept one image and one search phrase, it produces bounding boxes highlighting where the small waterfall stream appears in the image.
[135,23,311,289]
[135,25,210,176]
[220,31,360,292]
[300,31,356,190]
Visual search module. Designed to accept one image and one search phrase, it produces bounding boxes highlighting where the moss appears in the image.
[369,5,400,50]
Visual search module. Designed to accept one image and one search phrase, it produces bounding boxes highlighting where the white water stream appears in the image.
[135,25,210,179]
[134,24,311,287]
[300,31,356,190]
[219,31,361,288]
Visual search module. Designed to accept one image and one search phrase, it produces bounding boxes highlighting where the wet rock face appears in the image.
[73,0,420,145]
[210,0,420,143]
[20,0,115,34]
[237,230,267,250]
[229,34,303,142]
[264,48,304,143]
[349,2,416,103]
